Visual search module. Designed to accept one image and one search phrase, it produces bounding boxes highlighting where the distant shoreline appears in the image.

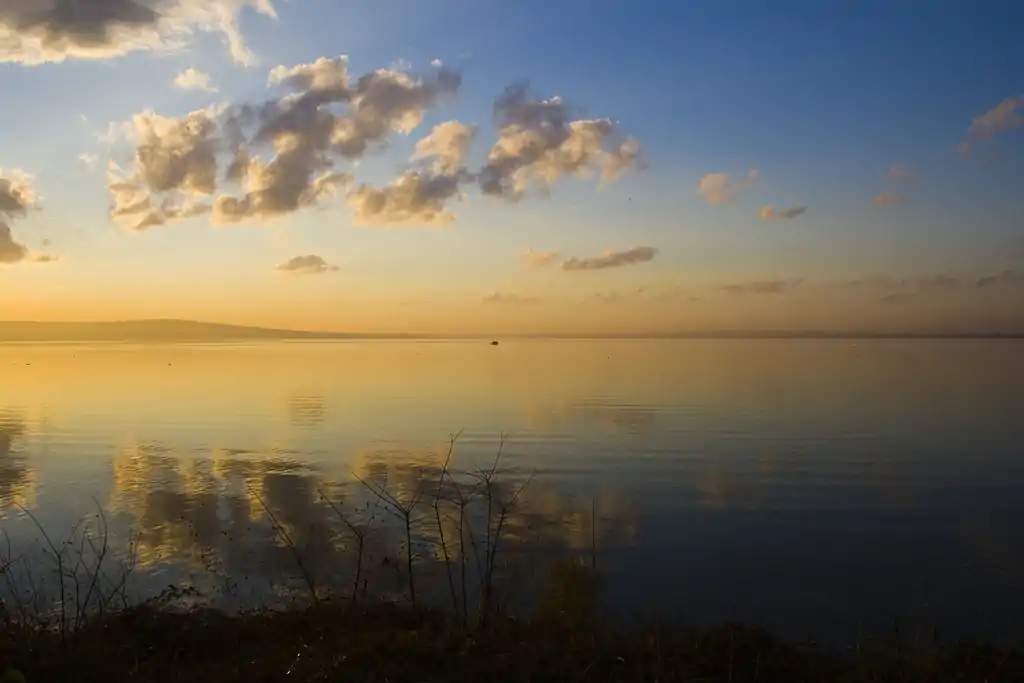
[1,319,1022,342]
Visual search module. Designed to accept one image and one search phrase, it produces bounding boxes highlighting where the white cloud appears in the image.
[174,67,217,92]
[107,106,221,230]
[697,169,759,205]
[347,171,464,227]
[478,84,641,201]
[413,121,476,175]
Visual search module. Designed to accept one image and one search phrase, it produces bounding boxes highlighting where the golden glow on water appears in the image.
[1,340,1022,637]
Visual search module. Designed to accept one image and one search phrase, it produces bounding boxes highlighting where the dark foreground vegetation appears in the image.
[3,589,1023,683]
[2,437,1022,682]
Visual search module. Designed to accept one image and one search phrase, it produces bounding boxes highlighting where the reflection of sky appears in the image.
[0,340,1023,640]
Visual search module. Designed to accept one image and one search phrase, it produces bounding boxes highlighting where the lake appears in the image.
[1,339,1022,643]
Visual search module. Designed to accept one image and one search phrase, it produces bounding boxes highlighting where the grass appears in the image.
[2,435,1022,682]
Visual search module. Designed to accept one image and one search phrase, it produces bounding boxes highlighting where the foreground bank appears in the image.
[3,595,1022,683]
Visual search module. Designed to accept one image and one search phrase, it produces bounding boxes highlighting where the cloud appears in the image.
[481,291,542,305]
[0,0,278,66]
[413,120,476,175]
[976,269,1024,289]
[956,94,1024,153]
[522,249,561,269]
[477,84,641,201]
[561,246,657,272]
[697,169,759,205]
[78,153,99,168]
[30,253,59,263]
[846,274,959,302]
[721,278,803,295]
[0,224,29,264]
[872,192,905,206]
[583,291,631,304]
[214,57,462,224]
[174,67,217,92]
[107,105,222,230]
[758,204,807,221]
[967,95,1024,140]
[347,171,465,227]
[109,58,640,229]
[0,169,37,265]
[274,254,339,275]
[889,165,917,180]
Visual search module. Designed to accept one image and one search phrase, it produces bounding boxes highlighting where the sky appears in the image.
[1,0,1023,336]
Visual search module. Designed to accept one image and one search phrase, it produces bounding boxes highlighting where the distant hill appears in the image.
[1,319,1021,342]
[0,319,366,342]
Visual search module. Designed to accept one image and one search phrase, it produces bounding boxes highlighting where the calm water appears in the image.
[1,340,1023,642]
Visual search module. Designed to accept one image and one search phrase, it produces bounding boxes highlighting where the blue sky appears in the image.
[1,0,1022,334]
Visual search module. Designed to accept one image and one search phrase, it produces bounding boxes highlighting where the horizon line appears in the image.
[1,319,1023,341]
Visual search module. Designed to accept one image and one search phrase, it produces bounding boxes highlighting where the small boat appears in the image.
[490,340,499,346]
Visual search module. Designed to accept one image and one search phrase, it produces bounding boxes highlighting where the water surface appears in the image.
[1,340,1022,641]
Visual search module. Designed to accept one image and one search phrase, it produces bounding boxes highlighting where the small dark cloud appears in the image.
[977,269,1024,289]
[848,274,960,303]
[561,246,657,272]
[759,204,807,221]
[873,193,905,206]
[889,165,918,181]
[721,278,803,295]
[274,255,339,275]
[481,291,542,305]
[584,291,624,304]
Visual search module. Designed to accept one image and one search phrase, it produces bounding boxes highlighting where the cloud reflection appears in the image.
[0,409,36,510]
[100,438,639,607]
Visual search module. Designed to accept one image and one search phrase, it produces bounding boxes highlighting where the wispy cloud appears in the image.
[847,274,960,303]
[697,169,759,205]
[561,246,657,271]
[722,278,802,295]
[977,269,1024,289]
[759,204,807,221]
[0,0,278,66]
[872,192,905,206]
[523,249,561,269]
[174,68,217,92]
[957,94,1024,153]
[274,255,339,275]
[583,291,625,304]
[481,291,542,305]
[889,165,917,180]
